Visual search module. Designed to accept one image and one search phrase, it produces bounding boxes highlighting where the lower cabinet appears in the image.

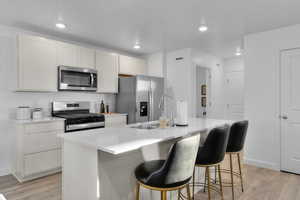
[23,149,61,176]
[13,120,64,182]
[105,114,127,128]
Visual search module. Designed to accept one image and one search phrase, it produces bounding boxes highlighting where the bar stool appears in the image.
[221,120,248,200]
[135,133,200,200]
[192,125,230,200]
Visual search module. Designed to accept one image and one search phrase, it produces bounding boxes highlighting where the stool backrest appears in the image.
[226,120,249,152]
[197,125,230,165]
[147,133,200,186]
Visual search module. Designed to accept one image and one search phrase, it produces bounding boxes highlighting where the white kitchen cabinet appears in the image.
[78,46,95,69]
[57,42,95,69]
[18,34,57,91]
[13,119,64,182]
[119,55,147,75]
[96,50,119,93]
[105,114,127,128]
[56,41,79,67]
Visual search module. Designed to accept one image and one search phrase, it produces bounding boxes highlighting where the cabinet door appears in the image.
[56,41,78,67]
[105,115,127,128]
[24,149,60,176]
[134,58,147,75]
[18,35,57,91]
[78,46,95,69]
[96,51,119,93]
[119,55,147,75]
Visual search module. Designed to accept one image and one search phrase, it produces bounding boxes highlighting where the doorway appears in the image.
[196,66,210,118]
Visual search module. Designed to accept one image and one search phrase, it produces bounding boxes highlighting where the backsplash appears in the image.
[11,92,116,119]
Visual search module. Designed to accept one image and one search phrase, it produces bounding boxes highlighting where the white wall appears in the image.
[165,48,196,118]
[244,24,300,170]
[146,52,163,77]
[0,25,121,176]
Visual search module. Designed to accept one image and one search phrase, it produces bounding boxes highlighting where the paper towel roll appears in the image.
[176,101,188,126]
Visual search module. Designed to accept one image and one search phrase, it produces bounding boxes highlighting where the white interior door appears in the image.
[281,49,300,174]
[224,71,244,120]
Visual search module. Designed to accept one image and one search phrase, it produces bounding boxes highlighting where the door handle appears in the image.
[280,115,288,120]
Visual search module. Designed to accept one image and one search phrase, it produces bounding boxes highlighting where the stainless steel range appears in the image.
[52,101,105,132]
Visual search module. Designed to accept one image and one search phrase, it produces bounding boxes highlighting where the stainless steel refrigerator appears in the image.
[116,75,164,124]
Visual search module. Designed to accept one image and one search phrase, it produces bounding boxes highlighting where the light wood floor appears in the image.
[0,165,299,200]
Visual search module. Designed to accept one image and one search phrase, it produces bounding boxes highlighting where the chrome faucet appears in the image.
[159,94,176,127]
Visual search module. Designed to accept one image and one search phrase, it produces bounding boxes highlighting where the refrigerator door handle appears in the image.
[148,91,151,121]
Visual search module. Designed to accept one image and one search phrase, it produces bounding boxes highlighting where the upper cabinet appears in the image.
[17,34,96,92]
[56,42,95,69]
[119,55,147,75]
[77,46,95,69]
[18,35,57,91]
[96,50,119,93]
[56,42,78,67]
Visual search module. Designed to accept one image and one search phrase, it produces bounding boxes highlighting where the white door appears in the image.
[281,49,300,174]
[96,50,119,93]
[18,35,57,91]
[56,41,78,67]
[119,55,147,75]
[78,46,95,69]
[224,71,244,120]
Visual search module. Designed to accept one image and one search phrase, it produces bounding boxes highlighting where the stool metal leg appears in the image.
[229,154,235,200]
[207,166,211,200]
[214,166,217,183]
[186,184,192,200]
[136,182,140,200]
[161,191,167,200]
[178,188,181,200]
[203,167,207,193]
[218,164,224,200]
[237,153,244,192]
[192,168,195,200]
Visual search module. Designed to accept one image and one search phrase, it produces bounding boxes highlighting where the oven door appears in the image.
[65,121,105,132]
[58,66,97,91]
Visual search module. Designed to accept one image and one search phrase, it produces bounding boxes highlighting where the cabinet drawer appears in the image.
[24,122,64,134]
[24,149,60,176]
[23,131,62,154]
[105,115,127,128]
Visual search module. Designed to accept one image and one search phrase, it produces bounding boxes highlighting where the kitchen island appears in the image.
[59,118,232,200]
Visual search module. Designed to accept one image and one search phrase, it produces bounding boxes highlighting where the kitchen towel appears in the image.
[176,100,188,126]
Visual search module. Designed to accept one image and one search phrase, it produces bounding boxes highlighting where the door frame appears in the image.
[279,47,300,172]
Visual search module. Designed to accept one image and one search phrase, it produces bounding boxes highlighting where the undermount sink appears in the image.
[130,123,160,130]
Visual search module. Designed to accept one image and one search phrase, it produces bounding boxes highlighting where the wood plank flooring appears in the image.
[0,165,299,200]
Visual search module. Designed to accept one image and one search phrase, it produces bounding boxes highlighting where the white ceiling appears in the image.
[0,0,300,57]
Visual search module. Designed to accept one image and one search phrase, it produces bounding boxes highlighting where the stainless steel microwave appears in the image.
[58,66,97,91]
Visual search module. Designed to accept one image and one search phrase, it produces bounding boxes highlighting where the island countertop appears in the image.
[59,118,233,155]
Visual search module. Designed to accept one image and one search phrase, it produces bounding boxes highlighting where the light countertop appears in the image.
[59,118,233,155]
[15,117,65,124]
[103,113,128,117]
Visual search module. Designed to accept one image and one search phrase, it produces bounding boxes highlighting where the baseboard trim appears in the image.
[0,168,11,177]
[244,158,280,171]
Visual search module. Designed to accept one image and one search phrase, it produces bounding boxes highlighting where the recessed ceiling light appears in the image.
[134,43,141,49]
[55,23,66,29]
[198,25,208,32]
[235,52,242,56]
